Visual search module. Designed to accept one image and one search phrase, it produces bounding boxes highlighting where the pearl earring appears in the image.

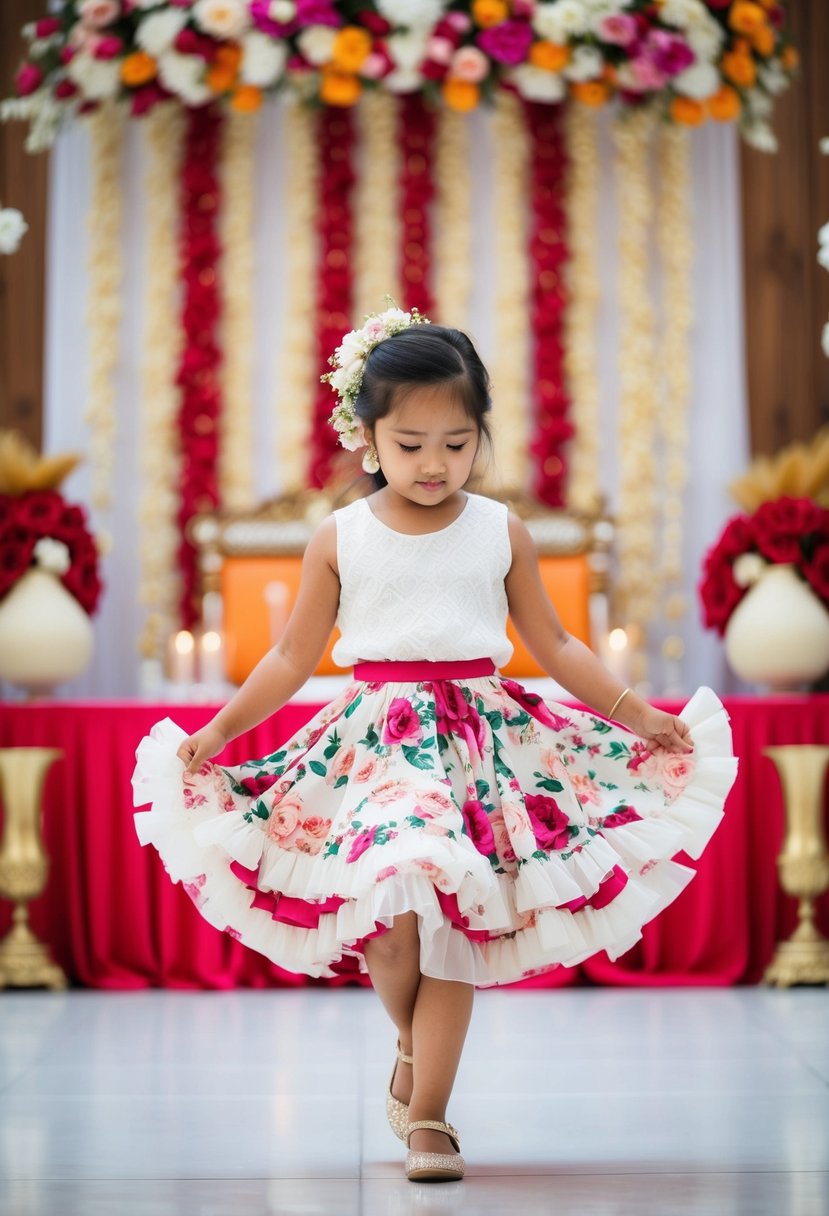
[362,444,380,475]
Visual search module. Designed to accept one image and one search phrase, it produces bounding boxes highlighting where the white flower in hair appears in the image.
[322,301,430,451]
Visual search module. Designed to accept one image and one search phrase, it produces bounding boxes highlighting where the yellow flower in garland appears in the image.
[207,44,242,93]
[442,78,480,111]
[722,48,757,88]
[670,96,705,127]
[230,84,263,112]
[708,85,741,123]
[472,0,509,28]
[121,51,157,86]
[729,1,768,35]
[570,81,610,108]
[529,40,570,72]
[331,26,372,73]
[320,67,361,107]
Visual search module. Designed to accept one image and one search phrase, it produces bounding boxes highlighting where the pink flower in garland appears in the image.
[476,20,534,66]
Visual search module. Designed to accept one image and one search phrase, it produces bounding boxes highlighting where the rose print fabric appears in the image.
[132,678,736,986]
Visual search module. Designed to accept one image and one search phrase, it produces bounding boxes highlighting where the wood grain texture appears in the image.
[0,0,49,450]
[740,0,829,455]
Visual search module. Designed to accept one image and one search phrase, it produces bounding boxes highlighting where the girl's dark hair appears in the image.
[354,325,492,487]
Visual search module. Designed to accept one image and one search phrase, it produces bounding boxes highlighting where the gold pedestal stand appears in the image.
[764,745,829,988]
[0,747,67,990]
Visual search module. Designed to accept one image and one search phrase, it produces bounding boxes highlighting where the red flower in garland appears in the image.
[0,489,103,615]
[699,496,829,636]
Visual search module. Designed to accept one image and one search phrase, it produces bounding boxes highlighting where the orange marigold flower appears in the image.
[331,25,373,73]
[781,45,799,70]
[442,77,480,112]
[230,84,263,112]
[670,95,706,126]
[750,22,775,56]
[707,84,741,122]
[121,51,157,86]
[528,40,570,72]
[320,67,361,107]
[729,1,766,35]
[722,49,757,87]
[570,80,610,108]
[214,44,242,73]
[472,0,509,28]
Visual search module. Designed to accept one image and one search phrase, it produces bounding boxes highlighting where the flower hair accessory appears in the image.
[322,302,430,452]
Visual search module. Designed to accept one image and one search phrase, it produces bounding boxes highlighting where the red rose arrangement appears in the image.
[699,496,829,637]
[0,488,102,614]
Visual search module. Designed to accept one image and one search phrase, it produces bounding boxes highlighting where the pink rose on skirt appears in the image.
[413,788,454,817]
[500,680,572,732]
[602,805,643,829]
[660,751,696,802]
[432,681,487,758]
[462,799,496,856]
[266,796,303,840]
[491,816,516,865]
[347,825,378,863]
[239,772,281,797]
[302,815,332,839]
[382,698,423,746]
[329,745,356,781]
[525,794,572,851]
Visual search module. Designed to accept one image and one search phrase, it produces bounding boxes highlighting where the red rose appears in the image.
[524,793,571,851]
[36,17,61,36]
[0,537,35,597]
[16,63,44,96]
[804,542,829,604]
[477,20,534,66]
[711,514,754,562]
[753,496,824,565]
[461,799,496,856]
[14,490,64,535]
[698,561,743,635]
[382,697,423,746]
[601,806,643,829]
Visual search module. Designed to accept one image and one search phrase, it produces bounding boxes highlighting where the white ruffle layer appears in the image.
[132,685,737,986]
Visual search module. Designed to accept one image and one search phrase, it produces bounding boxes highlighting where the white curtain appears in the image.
[41,101,748,701]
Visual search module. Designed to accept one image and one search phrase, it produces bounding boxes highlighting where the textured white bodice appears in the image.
[332,493,513,667]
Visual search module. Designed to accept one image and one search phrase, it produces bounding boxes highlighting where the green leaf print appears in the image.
[333,775,349,789]
[242,798,271,824]
[599,780,619,791]
[437,733,449,753]
[484,709,504,730]
[222,773,254,797]
[323,841,340,857]
[359,724,380,748]
[246,750,286,769]
[590,718,612,734]
[308,760,328,777]
[607,740,632,760]
[402,745,435,771]
[533,773,564,793]
[323,730,341,760]
[475,778,491,801]
[406,815,426,828]
[343,693,362,719]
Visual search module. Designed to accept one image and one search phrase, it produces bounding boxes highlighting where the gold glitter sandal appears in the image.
[405,1119,465,1182]
[386,1041,413,1141]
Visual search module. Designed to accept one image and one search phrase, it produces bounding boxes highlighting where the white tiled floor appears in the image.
[0,987,827,1214]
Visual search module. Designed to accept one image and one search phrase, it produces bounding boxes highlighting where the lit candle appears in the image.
[169,630,195,686]
[199,629,225,688]
[605,627,630,684]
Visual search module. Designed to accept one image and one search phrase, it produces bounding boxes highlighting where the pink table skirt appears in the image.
[1,696,827,989]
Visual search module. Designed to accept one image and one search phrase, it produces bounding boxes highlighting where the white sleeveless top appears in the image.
[332,493,514,667]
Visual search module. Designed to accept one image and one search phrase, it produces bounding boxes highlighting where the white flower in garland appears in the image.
[388,30,430,72]
[376,0,447,29]
[66,53,121,100]
[193,0,251,41]
[743,122,778,153]
[0,204,27,254]
[322,304,430,451]
[136,9,189,58]
[158,50,212,106]
[241,31,288,87]
[672,61,720,101]
[563,45,604,82]
[533,1,592,43]
[509,64,567,103]
[296,25,338,66]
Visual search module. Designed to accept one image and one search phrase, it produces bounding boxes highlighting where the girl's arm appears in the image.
[505,514,691,752]
[177,515,341,771]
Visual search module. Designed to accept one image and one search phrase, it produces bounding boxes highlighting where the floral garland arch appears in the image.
[3,0,797,151]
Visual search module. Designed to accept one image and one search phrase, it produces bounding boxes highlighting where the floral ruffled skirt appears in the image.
[132,675,737,987]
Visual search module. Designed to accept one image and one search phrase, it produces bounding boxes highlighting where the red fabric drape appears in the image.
[1,697,827,988]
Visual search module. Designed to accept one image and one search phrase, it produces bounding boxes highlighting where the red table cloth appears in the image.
[1,697,827,988]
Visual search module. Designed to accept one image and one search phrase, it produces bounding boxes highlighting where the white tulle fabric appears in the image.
[132,680,737,987]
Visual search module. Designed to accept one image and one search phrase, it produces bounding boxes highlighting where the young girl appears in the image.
[133,307,737,1184]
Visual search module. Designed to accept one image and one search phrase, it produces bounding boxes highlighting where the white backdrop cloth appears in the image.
[38,102,749,702]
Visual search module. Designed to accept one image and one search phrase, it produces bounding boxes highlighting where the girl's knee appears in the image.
[367,913,419,961]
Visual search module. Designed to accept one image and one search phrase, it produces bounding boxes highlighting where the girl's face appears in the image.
[370,384,479,508]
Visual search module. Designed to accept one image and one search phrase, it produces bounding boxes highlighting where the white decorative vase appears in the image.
[724,563,829,692]
[0,568,94,696]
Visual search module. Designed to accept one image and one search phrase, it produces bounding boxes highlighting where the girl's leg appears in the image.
[363,912,422,1105]
[407,976,474,1156]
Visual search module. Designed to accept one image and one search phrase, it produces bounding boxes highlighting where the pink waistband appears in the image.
[353,659,496,682]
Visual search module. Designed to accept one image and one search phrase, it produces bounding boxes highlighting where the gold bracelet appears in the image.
[607,688,630,721]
